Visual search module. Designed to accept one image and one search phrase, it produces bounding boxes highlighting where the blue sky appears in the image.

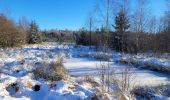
[0,0,167,30]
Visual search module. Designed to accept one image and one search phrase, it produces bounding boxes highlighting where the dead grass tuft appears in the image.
[33,57,69,81]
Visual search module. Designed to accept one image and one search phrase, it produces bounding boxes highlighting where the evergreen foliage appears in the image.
[29,21,42,44]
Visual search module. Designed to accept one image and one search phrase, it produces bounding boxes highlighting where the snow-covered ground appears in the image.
[0,43,112,100]
[64,57,170,86]
[0,42,170,100]
[120,53,170,72]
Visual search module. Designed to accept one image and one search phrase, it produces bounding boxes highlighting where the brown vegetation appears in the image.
[33,57,68,81]
[0,15,26,47]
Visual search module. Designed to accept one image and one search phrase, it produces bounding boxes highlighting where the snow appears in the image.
[121,53,170,69]
[0,73,97,100]
[64,57,170,87]
[154,95,170,100]
[0,42,170,100]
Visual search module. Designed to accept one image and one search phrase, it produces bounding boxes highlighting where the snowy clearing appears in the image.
[0,42,170,100]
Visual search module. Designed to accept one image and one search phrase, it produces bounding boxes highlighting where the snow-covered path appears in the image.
[64,58,101,76]
[64,57,170,87]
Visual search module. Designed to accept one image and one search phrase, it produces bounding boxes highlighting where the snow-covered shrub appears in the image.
[119,56,138,66]
[84,75,100,87]
[92,52,112,61]
[90,92,110,100]
[93,54,111,61]
[33,65,63,81]
[131,86,155,99]
[145,62,170,73]
[119,56,170,73]
[131,85,170,100]
[154,85,170,97]
[33,57,68,81]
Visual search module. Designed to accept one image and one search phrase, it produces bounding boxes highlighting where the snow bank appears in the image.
[120,54,170,73]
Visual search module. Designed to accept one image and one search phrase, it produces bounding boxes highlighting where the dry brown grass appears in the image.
[26,81,33,89]
[33,57,69,81]
[84,75,100,87]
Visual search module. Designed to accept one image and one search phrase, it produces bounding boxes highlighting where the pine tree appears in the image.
[114,8,130,33]
[113,8,130,52]
[29,21,42,44]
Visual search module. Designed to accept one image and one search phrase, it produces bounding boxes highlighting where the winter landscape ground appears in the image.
[0,0,170,100]
[0,42,169,100]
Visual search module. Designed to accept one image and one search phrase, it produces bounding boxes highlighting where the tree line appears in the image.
[76,0,170,53]
[0,14,42,47]
[0,0,169,53]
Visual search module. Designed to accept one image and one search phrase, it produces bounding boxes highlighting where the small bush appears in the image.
[131,85,170,99]
[92,53,112,61]
[84,75,100,87]
[119,57,170,73]
[33,65,63,81]
[131,86,155,99]
[33,57,68,81]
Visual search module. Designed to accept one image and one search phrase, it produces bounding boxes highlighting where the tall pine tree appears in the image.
[29,21,42,44]
[113,8,130,52]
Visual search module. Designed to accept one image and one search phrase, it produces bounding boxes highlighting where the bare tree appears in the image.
[19,16,30,32]
[86,8,97,47]
[148,16,157,34]
[106,0,110,31]
[131,0,150,53]
[161,1,170,52]
[19,16,30,43]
